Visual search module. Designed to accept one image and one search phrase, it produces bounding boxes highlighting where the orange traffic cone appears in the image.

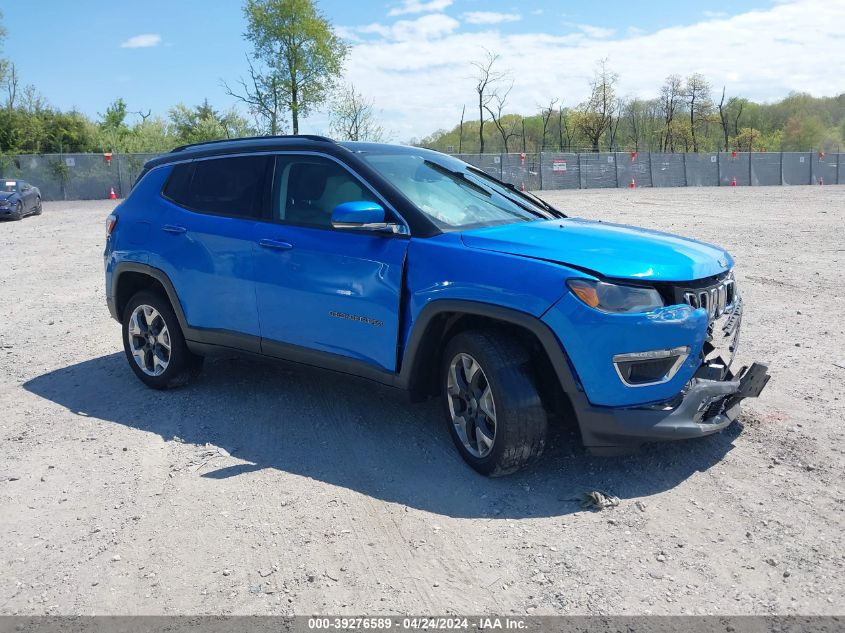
[628,178,636,188]
[109,187,117,200]
[731,177,737,187]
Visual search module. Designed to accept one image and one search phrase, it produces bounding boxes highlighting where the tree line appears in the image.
[421,54,845,155]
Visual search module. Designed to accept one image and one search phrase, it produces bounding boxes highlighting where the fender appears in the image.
[396,299,584,400]
[111,262,189,331]
[110,262,262,354]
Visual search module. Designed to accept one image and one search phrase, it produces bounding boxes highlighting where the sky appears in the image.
[2,0,845,141]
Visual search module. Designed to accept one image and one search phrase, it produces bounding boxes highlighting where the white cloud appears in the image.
[575,24,616,38]
[357,14,459,41]
[703,10,729,18]
[334,0,845,140]
[120,33,162,48]
[463,11,522,25]
[388,0,453,17]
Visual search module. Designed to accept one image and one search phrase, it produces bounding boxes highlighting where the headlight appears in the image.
[567,278,664,314]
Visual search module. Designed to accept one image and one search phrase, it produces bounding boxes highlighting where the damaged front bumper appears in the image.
[577,362,771,454]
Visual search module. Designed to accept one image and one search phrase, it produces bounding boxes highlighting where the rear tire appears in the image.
[33,197,42,215]
[441,330,548,476]
[121,290,203,389]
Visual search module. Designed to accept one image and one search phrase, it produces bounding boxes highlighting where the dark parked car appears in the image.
[0,180,43,220]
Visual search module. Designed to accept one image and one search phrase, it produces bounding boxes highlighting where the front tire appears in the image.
[122,290,202,389]
[11,201,23,220]
[441,330,548,476]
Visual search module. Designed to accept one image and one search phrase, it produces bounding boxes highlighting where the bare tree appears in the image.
[222,56,286,135]
[658,74,684,151]
[328,83,384,142]
[134,109,152,124]
[685,73,712,152]
[3,61,17,112]
[607,98,625,150]
[484,83,520,152]
[717,86,730,151]
[732,98,745,137]
[471,50,506,153]
[576,59,618,152]
[540,98,559,150]
[458,104,465,153]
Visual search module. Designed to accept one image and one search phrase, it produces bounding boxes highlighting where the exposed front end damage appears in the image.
[547,271,771,453]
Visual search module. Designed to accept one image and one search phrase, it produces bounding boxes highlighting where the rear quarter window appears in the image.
[162,156,271,219]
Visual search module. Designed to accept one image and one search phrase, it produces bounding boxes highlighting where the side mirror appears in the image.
[331,201,396,232]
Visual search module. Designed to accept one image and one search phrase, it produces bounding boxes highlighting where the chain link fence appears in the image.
[457,151,843,191]
[0,153,159,201]
[0,151,842,201]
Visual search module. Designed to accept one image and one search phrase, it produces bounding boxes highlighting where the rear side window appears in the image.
[163,155,271,218]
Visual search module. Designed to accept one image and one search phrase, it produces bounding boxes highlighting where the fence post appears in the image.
[577,152,583,189]
[838,152,841,185]
[780,151,784,185]
[683,152,688,187]
[539,153,544,191]
[614,152,619,188]
[717,152,721,186]
[116,154,124,197]
[748,151,752,186]
[500,154,504,180]
[648,152,654,187]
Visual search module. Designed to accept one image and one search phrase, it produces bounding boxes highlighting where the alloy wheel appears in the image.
[127,304,171,376]
[446,352,497,458]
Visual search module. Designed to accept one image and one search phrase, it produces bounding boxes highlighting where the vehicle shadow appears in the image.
[23,352,742,519]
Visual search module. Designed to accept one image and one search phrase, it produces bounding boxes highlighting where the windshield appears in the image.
[359,152,562,230]
[3,181,18,193]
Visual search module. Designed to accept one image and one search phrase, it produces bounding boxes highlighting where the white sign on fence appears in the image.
[799,156,805,163]
[711,155,717,162]
[552,160,567,172]
[493,156,501,164]
[64,157,75,167]
[607,155,614,163]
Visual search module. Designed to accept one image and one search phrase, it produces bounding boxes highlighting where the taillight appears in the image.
[106,214,118,237]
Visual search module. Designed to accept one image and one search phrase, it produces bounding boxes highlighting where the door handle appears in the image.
[258,238,293,251]
[162,224,187,234]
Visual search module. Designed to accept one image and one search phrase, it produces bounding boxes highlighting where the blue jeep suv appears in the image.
[104,136,769,476]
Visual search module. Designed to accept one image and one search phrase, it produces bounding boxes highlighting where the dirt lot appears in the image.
[1,186,843,616]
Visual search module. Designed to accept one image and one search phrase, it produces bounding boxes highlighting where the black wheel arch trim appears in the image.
[396,299,584,398]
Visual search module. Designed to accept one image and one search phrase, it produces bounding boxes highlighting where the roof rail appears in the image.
[170,134,335,153]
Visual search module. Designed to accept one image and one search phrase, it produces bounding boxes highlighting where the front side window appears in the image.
[163,155,271,218]
[358,152,559,230]
[272,155,377,228]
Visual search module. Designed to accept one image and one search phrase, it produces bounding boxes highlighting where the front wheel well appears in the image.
[405,311,575,426]
[115,271,168,319]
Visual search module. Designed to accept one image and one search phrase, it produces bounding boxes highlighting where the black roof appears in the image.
[144,135,347,170]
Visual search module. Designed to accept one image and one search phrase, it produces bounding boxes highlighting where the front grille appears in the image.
[672,272,742,368]
[673,272,737,322]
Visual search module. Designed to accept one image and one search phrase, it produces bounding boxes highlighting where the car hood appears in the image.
[460,218,733,281]
[0,192,17,201]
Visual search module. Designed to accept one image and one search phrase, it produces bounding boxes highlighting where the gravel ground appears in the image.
[1,186,843,616]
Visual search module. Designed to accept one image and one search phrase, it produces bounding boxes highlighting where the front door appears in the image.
[253,154,409,372]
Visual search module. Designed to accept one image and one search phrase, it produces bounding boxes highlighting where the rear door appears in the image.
[154,155,272,346]
[252,153,409,372]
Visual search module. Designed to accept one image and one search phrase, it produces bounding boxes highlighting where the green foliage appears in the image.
[168,99,254,145]
[242,0,348,133]
[422,90,845,154]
